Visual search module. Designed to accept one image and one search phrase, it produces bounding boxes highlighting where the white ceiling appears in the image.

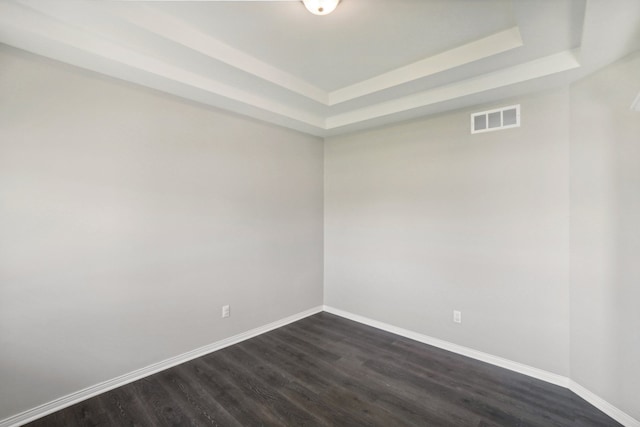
[1,0,639,137]
[157,0,518,91]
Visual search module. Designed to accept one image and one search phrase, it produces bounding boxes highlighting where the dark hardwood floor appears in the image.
[27,312,620,426]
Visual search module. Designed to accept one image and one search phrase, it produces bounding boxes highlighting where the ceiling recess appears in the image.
[0,0,639,136]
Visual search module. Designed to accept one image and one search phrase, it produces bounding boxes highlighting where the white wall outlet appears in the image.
[453,310,462,324]
[222,305,230,318]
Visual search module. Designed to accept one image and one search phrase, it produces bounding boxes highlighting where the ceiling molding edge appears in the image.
[121,6,526,108]
[326,50,581,129]
[0,2,325,129]
[120,4,330,104]
[328,27,524,105]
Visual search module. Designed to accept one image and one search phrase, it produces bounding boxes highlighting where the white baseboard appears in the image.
[323,305,640,427]
[0,306,323,427]
[323,305,570,387]
[4,305,638,427]
[570,381,640,427]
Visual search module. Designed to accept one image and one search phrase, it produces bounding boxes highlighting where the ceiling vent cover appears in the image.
[471,105,520,134]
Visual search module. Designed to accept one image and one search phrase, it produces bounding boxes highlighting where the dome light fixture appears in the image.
[302,0,340,16]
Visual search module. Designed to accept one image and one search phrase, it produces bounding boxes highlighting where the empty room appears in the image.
[1,0,639,426]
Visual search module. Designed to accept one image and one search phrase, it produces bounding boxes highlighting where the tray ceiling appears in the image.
[1,0,639,137]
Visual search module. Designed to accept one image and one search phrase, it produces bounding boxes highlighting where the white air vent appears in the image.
[471,104,520,134]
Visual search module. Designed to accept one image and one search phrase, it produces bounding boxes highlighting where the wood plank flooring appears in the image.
[26,312,620,426]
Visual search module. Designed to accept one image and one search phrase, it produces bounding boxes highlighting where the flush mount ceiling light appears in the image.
[302,0,340,16]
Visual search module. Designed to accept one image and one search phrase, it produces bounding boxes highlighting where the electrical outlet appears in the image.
[453,310,462,324]
[222,305,230,318]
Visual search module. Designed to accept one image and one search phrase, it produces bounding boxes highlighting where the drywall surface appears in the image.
[325,89,571,376]
[0,44,323,420]
[570,51,640,421]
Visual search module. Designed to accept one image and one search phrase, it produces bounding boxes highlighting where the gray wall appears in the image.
[2,40,639,423]
[0,44,324,420]
[570,52,640,421]
[325,89,571,376]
